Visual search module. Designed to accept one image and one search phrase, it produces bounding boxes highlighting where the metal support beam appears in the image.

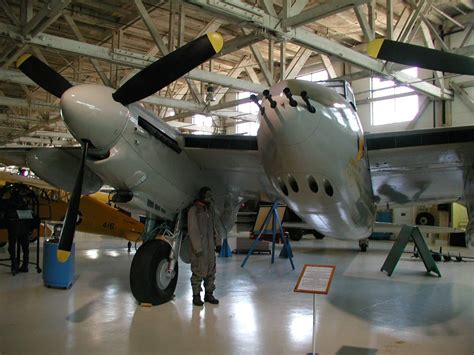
[218,31,265,57]
[421,15,450,52]
[285,47,312,79]
[386,0,393,40]
[368,0,376,39]
[459,25,473,49]
[432,5,465,30]
[393,6,411,40]
[0,0,19,26]
[0,95,59,110]
[213,56,254,103]
[321,54,337,79]
[454,44,474,57]
[197,18,223,37]
[245,66,261,83]
[134,0,203,103]
[22,0,71,37]
[289,1,309,17]
[420,22,445,90]
[246,30,273,86]
[354,5,375,42]
[268,38,274,80]
[185,1,450,99]
[63,14,112,87]
[280,41,286,81]
[450,82,474,112]
[282,0,370,29]
[258,0,277,17]
[0,19,448,99]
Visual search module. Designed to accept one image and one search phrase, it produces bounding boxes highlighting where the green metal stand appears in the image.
[381,224,441,277]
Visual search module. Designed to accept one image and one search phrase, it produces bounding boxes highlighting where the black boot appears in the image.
[19,263,28,273]
[11,259,18,276]
[193,295,204,306]
[204,293,219,304]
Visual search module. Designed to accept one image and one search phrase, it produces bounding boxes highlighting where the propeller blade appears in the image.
[57,141,89,263]
[112,32,224,106]
[368,38,474,76]
[16,54,73,98]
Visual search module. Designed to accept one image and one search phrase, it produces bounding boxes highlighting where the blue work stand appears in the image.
[43,241,76,289]
[241,201,295,270]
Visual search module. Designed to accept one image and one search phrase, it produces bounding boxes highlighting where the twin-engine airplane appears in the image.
[1,32,473,306]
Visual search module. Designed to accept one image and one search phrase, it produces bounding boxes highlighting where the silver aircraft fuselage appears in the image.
[58,80,376,240]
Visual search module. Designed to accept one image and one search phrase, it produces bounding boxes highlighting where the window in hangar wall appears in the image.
[297,70,329,82]
[371,67,419,126]
[236,92,259,136]
[192,114,213,135]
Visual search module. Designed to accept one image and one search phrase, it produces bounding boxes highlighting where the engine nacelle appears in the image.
[26,148,103,194]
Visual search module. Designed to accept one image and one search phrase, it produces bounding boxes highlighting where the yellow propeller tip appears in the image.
[16,54,32,68]
[207,32,224,54]
[367,38,385,58]
[57,249,71,263]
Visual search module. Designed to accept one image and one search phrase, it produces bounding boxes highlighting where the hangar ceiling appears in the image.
[0,0,472,147]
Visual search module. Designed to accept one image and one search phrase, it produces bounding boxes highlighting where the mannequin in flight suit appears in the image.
[188,187,222,306]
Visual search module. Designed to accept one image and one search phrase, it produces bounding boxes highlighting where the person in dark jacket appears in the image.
[6,188,32,275]
[188,187,222,306]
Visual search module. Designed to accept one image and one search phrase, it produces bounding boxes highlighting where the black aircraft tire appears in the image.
[312,231,325,240]
[130,239,178,306]
[0,241,6,248]
[288,229,303,241]
[415,212,435,226]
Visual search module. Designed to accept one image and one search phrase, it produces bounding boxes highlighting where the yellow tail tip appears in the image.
[16,54,32,68]
[57,249,71,263]
[367,38,385,58]
[207,32,224,54]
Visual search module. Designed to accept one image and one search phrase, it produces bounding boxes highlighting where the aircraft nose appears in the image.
[60,84,129,150]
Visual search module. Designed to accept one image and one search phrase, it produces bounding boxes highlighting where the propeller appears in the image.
[57,141,89,263]
[368,38,474,76]
[16,54,73,98]
[15,32,224,262]
[113,32,224,106]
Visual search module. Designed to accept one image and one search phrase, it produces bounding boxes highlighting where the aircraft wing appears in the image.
[182,135,274,200]
[0,170,55,190]
[367,126,474,208]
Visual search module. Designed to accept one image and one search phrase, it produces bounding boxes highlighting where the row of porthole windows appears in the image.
[277,175,334,197]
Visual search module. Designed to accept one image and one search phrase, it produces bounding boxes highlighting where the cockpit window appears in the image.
[317,80,357,111]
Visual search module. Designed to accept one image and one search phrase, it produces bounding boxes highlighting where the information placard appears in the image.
[294,264,336,294]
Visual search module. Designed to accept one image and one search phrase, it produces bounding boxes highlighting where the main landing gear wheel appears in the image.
[130,239,178,306]
[359,238,369,252]
[312,231,325,240]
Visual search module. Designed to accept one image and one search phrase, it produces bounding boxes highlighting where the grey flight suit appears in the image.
[188,202,221,295]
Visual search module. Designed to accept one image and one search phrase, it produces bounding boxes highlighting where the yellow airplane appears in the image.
[0,171,144,245]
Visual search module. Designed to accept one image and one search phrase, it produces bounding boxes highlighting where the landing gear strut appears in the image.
[359,238,369,252]
[129,212,184,305]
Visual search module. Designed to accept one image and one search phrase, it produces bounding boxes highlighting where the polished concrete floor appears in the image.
[0,233,473,354]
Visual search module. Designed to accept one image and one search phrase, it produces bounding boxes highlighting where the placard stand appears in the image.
[294,264,336,355]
